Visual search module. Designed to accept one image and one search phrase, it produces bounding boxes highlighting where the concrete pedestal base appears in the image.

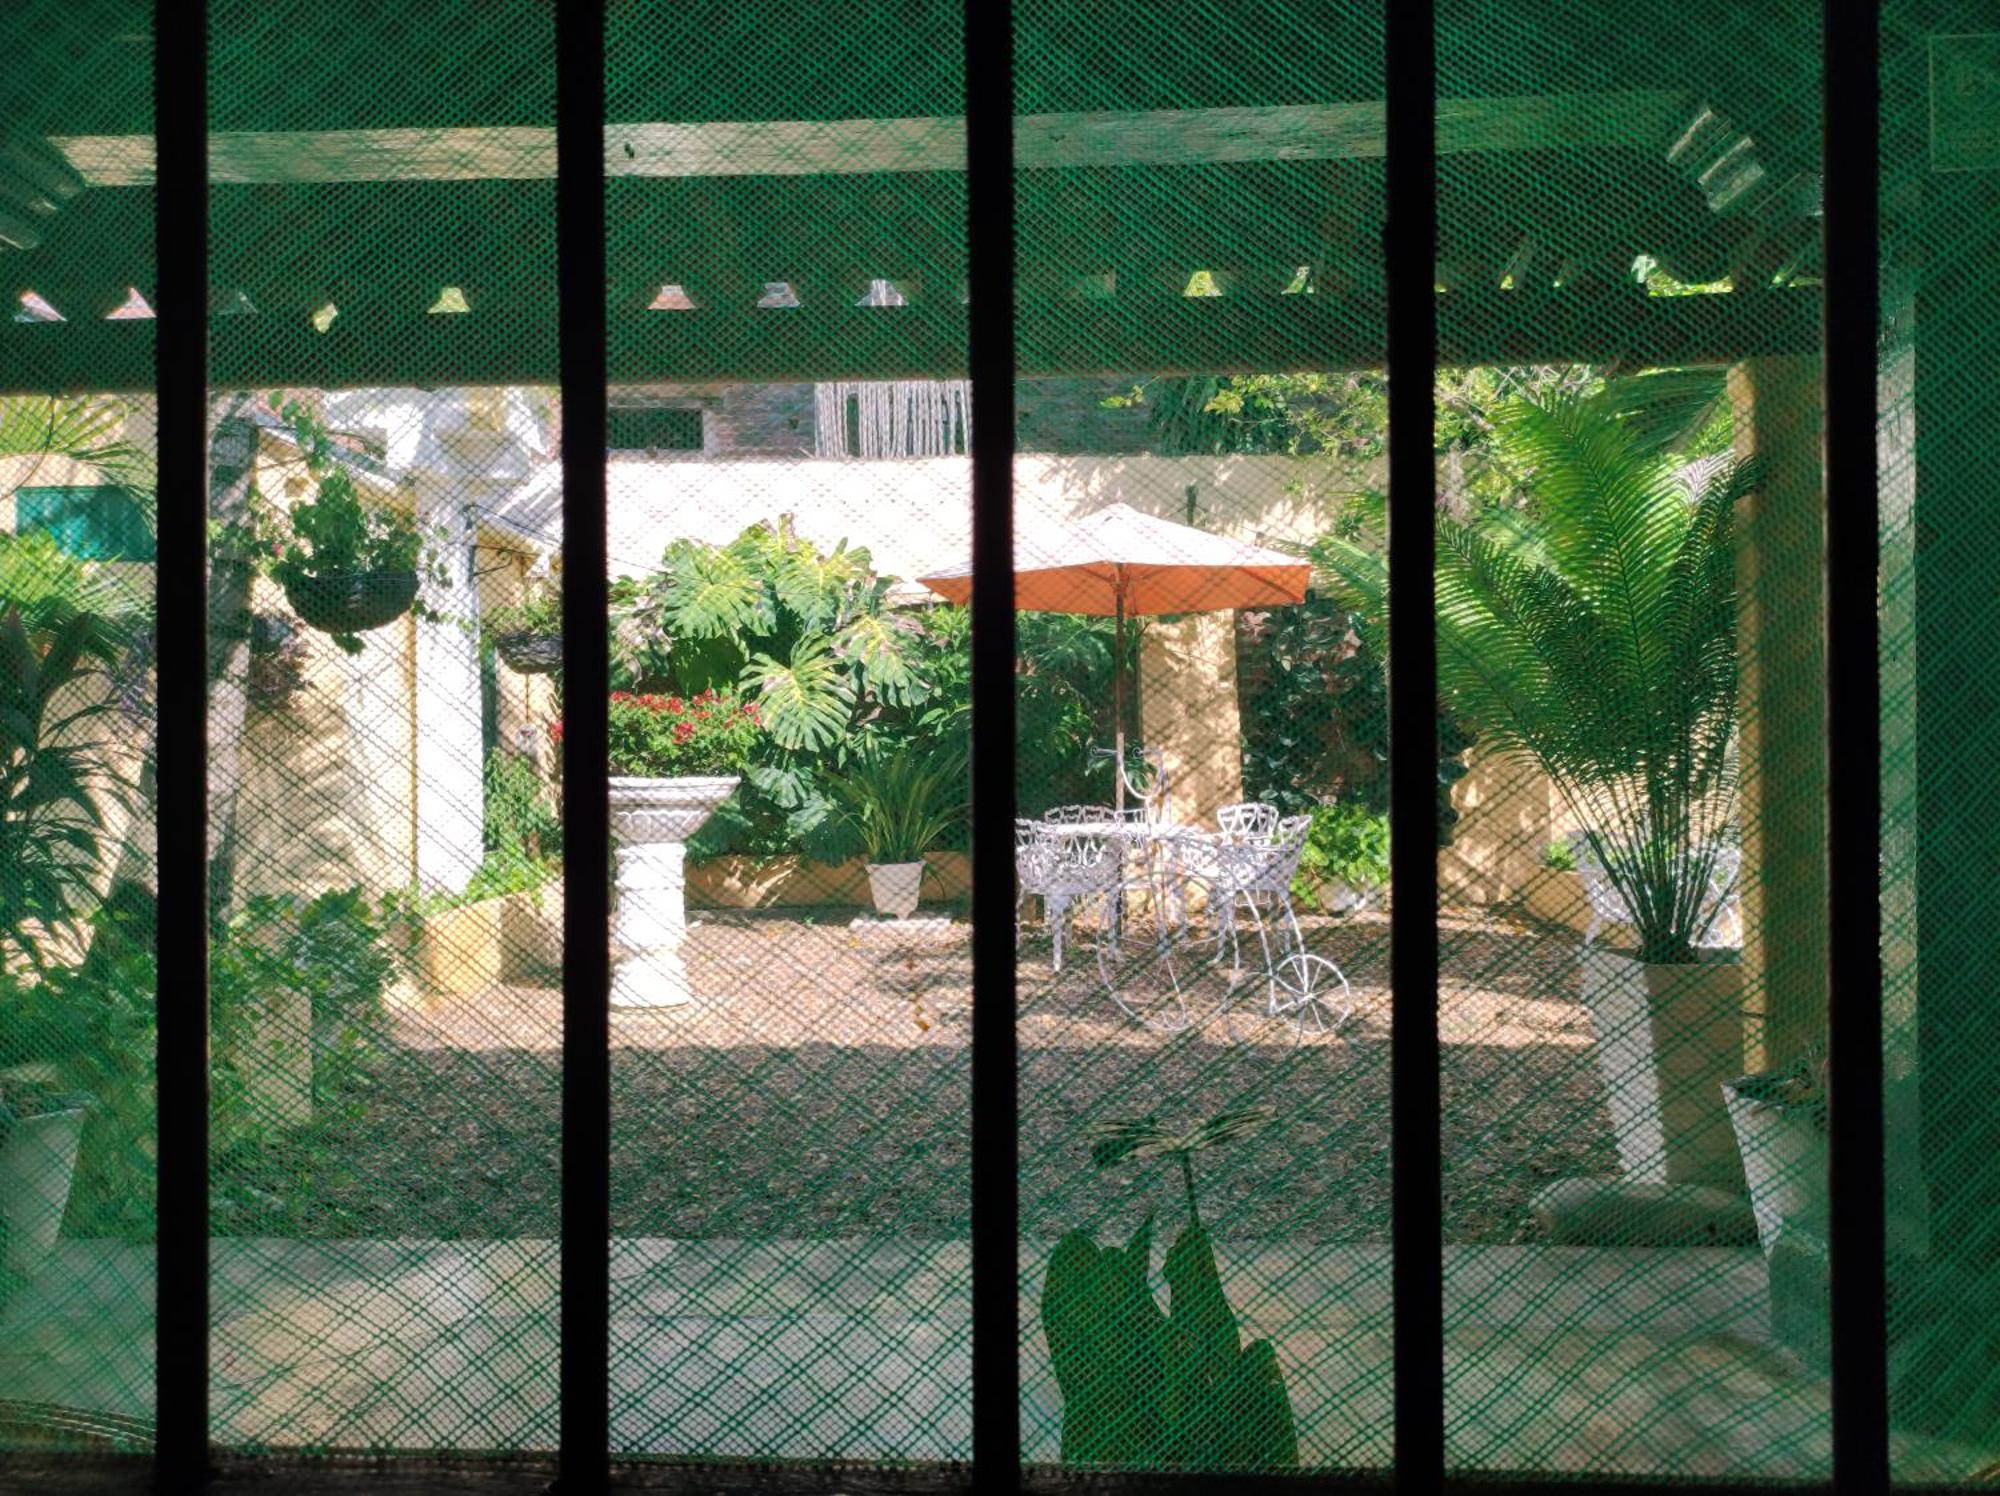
[613,841,692,1009]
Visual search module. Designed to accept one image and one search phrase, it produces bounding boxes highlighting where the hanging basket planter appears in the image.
[495,632,564,674]
[282,569,419,637]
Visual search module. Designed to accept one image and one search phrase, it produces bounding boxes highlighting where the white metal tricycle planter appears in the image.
[609,775,739,1009]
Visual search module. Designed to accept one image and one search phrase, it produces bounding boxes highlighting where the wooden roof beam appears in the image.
[0,287,1817,394]
[52,91,1690,186]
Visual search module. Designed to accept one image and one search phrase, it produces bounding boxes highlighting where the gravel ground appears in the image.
[217,905,1619,1243]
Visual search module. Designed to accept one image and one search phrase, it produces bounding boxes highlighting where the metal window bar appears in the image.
[556,1,613,1489]
[964,1,1021,1493]
[1822,1,1891,1493]
[1384,1,1444,1489]
[153,0,212,1488]
[108,0,1923,1490]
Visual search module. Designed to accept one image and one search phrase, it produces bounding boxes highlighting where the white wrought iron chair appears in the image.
[1215,801,1282,841]
[1573,838,1744,949]
[1017,820,1122,972]
[1163,817,1352,1043]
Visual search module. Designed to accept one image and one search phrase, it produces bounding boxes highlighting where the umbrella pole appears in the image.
[1113,589,1127,817]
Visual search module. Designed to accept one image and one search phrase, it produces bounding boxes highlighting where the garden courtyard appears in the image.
[228,904,1609,1245]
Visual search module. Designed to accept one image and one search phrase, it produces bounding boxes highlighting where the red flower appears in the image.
[672,720,695,743]
[549,721,565,743]
[665,695,684,713]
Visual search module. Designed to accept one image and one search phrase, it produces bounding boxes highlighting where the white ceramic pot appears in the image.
[1578,947,1746,1191]
[608,775,739,1009]
[0,1106,85,1282]
[865,861,925,919]
[1723,1082,1827,1256]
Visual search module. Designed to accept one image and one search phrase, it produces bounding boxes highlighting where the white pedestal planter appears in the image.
[609,775,739,1010]
[1579,947,1746,1191]
[865,861,926,919]
[0,1107,85,1282]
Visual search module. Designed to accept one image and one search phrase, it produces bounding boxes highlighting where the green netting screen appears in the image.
[0,0,158,1456]
[0,0,1994,1484]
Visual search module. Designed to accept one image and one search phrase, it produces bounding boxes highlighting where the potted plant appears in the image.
[832,745,965,919]
[587,689,760,1007]
[269,467,438,654]
[1041,1107,1296,1470]
[0,1073,89,1298]
[1291,802,1389,913]
[484,577,563,675]
[1316,392,1755,1193]
[1723,1045,1827,1256]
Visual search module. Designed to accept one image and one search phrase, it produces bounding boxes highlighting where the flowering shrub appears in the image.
[565,688,761,778]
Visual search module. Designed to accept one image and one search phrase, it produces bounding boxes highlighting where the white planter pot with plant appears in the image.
[1723,1048,1827,1255]
[835,746,965,920]
[1317,391,1758,1198]
[1293,802,1389,914]
[592,688,759,1009]
[0,1095,86,1285]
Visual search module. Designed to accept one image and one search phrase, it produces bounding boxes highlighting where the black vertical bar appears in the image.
[1823,1,1889,1491]
[556,0,611,1486]
[1385,0,1443,1487]
[154,0,211,1486]
[965,0,1019,1488]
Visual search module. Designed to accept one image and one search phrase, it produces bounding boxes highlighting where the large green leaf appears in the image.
[836,610,923,706]
[661,538,773,639]
[1042,1219,1165,1465]
[1041,1216,1297,1472]
[741,637,853,751]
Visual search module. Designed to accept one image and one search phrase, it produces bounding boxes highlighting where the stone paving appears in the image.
[5,1234,1948,1477]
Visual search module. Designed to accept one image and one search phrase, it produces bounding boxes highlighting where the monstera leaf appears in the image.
[742,637,853,751]
[1041,1214,1298,1472]
[769,530,876,632]
[836,610,923,706]
[661,537,773,640]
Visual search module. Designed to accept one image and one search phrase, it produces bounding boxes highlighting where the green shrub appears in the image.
[1292,802,1391,904]
[484,746,560,863]
[831,745,966,864]
[0,886,403,1237]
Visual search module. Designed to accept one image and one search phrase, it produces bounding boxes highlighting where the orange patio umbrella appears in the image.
[917,502,1311,812]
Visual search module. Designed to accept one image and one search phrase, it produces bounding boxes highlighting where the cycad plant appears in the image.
[1315,392,1749,964]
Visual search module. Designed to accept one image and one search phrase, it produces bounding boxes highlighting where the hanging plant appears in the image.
[266,467,442,655]
[483,575,563,675]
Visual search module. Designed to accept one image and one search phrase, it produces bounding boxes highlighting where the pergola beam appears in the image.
[0,288,1819,394]
[50,91,1689,186]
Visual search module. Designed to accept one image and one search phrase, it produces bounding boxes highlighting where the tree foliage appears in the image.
[1315,393,1749,962]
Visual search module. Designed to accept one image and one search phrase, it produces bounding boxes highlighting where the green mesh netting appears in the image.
[0,0,1994,1483]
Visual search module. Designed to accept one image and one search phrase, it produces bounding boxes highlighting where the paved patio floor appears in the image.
[0,1234,1927,1478]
